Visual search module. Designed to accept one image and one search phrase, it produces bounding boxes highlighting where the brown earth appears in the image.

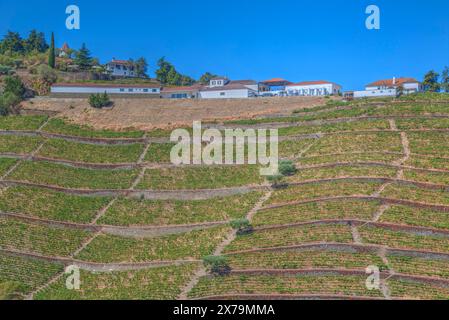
[20,96,325,130]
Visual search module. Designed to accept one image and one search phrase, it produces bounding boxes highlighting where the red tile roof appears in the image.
[109,59,132,66]
[367,77,419,87]
[229,80,257,85]
[61,42,70,51]
[261,78,290,83]
[52,83,160,89]
[162,85,202,92]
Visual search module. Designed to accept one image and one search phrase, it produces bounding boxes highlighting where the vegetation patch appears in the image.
[305,133,402,156]
[0,115,48,131]
[0,135,43,154]
[407,132,449,157]
[0,158,17,176]
[388,279,449,300]
[267,181,382,205]
[279,139,316,158]
[144,143,175,163]
[380,205,449,231]
[278,119,390,136]
[43,118,144,139]
[224,224,353,253]
[35,264,198,300]
[0,253,63,299]
[0,186,110,223]
[99,192,263,226]
[359,225,449,253]
[76,226,230,263]
[227,250,386,270]
[405,157,449,170]
[396,118,449,130]
[403,169,449,185]
[253,200,379,227]
[388,254,449,279]
[298,153,402,166]
[189,274,383,298]
[9,161,140,189]
[381,184,449,206]
[0,217,91,257]
[38,139,144,164]
[137,166,263,190]
[285,165,397,183]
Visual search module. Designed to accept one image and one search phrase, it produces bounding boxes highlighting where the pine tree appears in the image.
[48,32,55,68]
[74,43,93,70]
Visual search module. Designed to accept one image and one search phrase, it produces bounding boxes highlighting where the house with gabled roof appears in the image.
[198,78,258,99]
[106,59,136,78]
[354,77,421,98]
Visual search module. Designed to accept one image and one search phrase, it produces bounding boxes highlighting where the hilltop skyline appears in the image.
[1,0,448,90]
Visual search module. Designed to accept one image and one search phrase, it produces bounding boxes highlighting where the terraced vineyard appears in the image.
[1,94,449,300]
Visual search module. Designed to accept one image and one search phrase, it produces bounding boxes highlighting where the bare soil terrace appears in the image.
[20,96,325,131]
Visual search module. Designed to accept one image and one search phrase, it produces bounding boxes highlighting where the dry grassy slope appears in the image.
[20,96,325,131]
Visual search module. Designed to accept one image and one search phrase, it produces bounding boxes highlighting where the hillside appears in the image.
[0,93,449,300]
[20,96,325,130]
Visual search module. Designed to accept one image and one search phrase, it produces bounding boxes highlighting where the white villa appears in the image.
[354,77,421,98]
[286,80,342,96]
[198,78,258,99]
[106,59,136,78]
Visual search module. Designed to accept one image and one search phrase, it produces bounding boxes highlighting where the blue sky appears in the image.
[1,0,448,90]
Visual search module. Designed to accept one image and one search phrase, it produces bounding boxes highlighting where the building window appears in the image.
[143,89,149,92]
[120,89,125,92]
[152,89,158,93]
[128,89,133,92]
[220,92,225,96]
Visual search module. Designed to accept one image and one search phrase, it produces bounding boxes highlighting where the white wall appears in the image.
[353,89,397,98]
[286,83,341,96]
[51,86,160,94]
[199,89,253,99]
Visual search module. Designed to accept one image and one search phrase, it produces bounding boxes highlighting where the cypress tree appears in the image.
[48,32,55,68]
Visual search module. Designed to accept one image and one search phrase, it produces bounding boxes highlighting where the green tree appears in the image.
[279,160,297,176]
[203,256,231,276]
[3,75,25,98]
[0,92,21,115]
[155,57,172,84]
[441,66,449,93]
[155,57,194,86]
[180,75,195,86]
[199,72,217,84]
[0,31,24,54]
[423,70,440,92]
[134,57,148,78]
[48,32,55,68]
[25,30,48,53]
[74,43,93,70]
[167,67,181,85]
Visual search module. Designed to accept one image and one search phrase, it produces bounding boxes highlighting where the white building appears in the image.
[106,59,136,77]
[198,78,258,99]
[51,83,161,97]
[286,81,342,96]
[354,77,421,98]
